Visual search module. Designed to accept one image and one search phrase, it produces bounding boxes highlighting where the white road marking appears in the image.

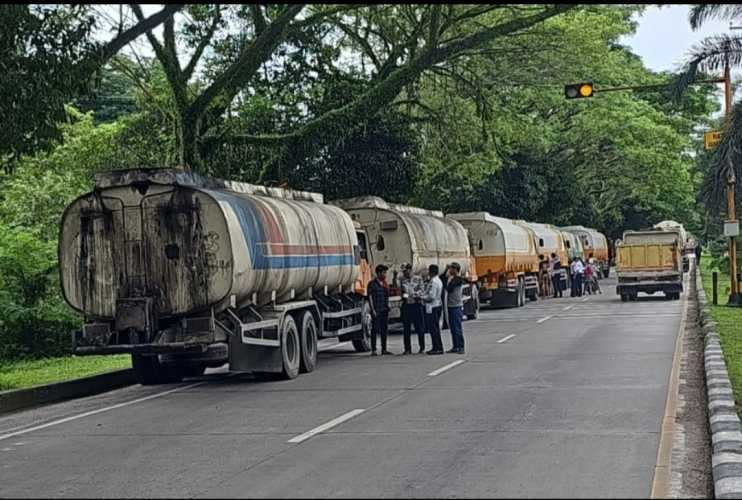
[287,409,365,444]
[317,340,352,352]
[497,334,517,344]
[563,305,574,311]
[0,382,204,442]
[536,315,552,324]
[582,297,589,302]
[427,360,466,376]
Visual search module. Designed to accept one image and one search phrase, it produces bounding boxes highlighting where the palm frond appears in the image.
[689,4,742,30]
[704,99,742,209]
[671,34,742,101]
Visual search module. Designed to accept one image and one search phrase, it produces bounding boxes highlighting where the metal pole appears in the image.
[724,59,740,304]
[713,271,719,305]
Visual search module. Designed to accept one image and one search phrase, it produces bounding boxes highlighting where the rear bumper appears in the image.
[616,281,682,294]
[74,342,209,356]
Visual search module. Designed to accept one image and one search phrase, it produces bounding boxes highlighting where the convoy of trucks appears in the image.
[58,168,616,384]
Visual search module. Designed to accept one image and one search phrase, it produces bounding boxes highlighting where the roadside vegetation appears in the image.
[700,255,742,415]
[0,355,131,391]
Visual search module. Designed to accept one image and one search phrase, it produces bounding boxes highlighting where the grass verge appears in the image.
[699,255,742,416]
[0,355,131,391]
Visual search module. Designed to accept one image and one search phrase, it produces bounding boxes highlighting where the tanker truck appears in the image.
[516,221,570,292]
[331,197,480,321]
[560,226,610,278]
[448,212,539,308]
[59,168,375,384]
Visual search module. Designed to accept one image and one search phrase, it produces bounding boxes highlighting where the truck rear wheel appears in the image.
[620,294,628,302]
[299,311,318,373]
[353,303,372,352]
[280,315,301,379]
[131,354,183,385]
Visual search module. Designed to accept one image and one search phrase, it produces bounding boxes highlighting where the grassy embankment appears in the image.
[0,355,131,391]
[700,255,742,415]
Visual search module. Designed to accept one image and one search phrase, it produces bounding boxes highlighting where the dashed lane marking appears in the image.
[427,360,466,376]
[497,334,517,344]
[287,409,366,444]
[536,315,552,324]
[563,305,574,311]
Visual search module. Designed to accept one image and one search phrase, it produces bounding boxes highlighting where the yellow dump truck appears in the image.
[615,228,683,301]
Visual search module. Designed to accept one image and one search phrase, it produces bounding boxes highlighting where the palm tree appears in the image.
[673,5,742,208]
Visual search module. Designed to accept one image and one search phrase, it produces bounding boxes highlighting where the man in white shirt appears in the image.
[423,264,444,355]
[570,258,585,297]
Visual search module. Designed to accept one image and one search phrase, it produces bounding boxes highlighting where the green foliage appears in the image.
[0,355,131,391]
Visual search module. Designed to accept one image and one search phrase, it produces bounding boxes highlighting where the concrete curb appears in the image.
[0,368,136,416]
[696,265,742,498]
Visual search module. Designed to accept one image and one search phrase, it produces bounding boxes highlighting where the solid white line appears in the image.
[536,315,552,324]
[427,360,466,376]
[0,382,204,442]
[497,334,517,344]
[287,409,365,443]
[563,305,574,311]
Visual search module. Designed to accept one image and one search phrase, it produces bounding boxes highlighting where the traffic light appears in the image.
[564,82,594,99]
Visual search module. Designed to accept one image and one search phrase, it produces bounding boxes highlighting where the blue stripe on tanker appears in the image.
[208,190,355,270]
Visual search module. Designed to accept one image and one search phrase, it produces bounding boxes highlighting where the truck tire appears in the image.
[518,278,526,307]
[299,311,318,373]
[467,287,480,320]
[620,294,628,302]
[179,364,206,378]
[353,303,372,352]
[131,354,183,385]
[280,315,301,379]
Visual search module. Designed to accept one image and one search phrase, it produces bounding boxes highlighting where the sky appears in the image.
[622,4,733,113]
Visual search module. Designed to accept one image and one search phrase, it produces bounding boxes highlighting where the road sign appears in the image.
[725,220,739,237]
[705,130,722,150]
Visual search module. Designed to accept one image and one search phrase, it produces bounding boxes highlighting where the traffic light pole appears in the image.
[723,59,740,305]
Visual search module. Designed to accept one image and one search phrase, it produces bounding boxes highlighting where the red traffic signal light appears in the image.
[565,82,594,99]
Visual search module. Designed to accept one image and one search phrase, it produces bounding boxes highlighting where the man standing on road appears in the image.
[445,262,466,354]
[400,263,426,354]
[551,252,563,298]
[423,264,444,355]
[570,258,584,297]
[367,264,392,356]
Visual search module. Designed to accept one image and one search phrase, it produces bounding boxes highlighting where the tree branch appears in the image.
[183,6,221,81]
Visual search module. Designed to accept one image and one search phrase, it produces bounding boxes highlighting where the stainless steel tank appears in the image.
[331,196,472,277]
[59,168,360,319]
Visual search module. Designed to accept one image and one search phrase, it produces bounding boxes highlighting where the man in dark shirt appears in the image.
[367,264,392,355]
[551,252,563,298]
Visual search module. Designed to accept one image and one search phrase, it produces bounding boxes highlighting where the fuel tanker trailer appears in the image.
[516,221,570,292]
[59,168,374,385]
[449,212,539,308]
[560,226,610,278]
[331,196,480,321]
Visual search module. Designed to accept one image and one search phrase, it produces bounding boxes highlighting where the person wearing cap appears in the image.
[400,263,425,354]
[367,264,392,355]
[445,262,466,354]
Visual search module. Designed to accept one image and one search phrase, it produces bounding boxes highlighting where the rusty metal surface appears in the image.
[60,170,359,320]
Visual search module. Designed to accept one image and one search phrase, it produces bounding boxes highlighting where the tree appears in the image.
[0,4,183,173]
[123,4,576,172]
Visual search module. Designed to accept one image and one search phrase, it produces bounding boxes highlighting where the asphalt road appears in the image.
[0,276,682,498]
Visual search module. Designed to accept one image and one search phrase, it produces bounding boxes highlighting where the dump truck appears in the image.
[332,196,480,320]
[449,212,539,307]
[561,225,611,278]
[59,168,375,384]
[653,220,692,271]
[615,228,684,301]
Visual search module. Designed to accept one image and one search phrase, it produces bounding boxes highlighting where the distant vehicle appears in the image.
[449,212,540,308]
[615,228,684,301]
[560,226,611,278]
[653,220,693,271]
[516,221,571,292]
